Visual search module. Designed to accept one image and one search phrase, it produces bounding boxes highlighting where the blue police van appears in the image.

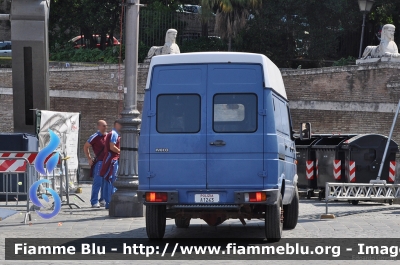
[138,52,302,242]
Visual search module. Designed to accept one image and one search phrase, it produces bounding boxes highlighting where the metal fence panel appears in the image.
[138,10,216,49]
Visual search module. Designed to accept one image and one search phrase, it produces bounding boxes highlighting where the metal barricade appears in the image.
[0,156,36,224]
[324,182,400,215]
[37,155,85,209]
[0,152,85,223]
[58,156,84,209]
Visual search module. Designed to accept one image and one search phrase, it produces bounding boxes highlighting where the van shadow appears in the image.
[62,221,269,239]
[163,221,266,238]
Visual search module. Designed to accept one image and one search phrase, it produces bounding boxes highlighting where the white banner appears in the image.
[38,110,80,184]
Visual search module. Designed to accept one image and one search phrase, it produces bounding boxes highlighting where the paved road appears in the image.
[1,184,400,265]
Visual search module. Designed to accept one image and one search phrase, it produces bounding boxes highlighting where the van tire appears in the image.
[283,187,299,229]
[146,205,166,239]
[175,217,191,228]
[265,194,283,242]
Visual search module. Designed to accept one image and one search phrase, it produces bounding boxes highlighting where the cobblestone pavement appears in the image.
[1,184,400,265]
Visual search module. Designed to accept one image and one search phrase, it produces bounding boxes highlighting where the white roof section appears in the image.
[145,52,287,99]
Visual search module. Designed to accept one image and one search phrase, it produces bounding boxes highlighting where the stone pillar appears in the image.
[11,0,50,133]
[109,0,143,217]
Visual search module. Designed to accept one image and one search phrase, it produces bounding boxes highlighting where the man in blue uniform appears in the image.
[100,121,122,209]
[83,120,108,208]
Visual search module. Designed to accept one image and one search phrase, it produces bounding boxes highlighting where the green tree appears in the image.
[49,0,120,50]
[368,0,400,45]
[201,0,261,50]
[239,0,362,67]
[49,0,190,63]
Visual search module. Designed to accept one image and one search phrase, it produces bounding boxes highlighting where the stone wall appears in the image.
[281,64,400,144]
[0,64,148,163]
[1,63,400,163]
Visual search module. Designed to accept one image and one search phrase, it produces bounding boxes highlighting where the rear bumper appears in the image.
[138,189,280,206]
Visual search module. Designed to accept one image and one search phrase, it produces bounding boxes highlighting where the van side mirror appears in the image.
[300,122,311,140]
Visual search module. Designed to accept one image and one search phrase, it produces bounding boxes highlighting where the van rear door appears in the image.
[206,64,264,189]
[148,65,207,189]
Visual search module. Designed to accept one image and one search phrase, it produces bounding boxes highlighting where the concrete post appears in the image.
[11,0,50,133]
[109,0,143,217]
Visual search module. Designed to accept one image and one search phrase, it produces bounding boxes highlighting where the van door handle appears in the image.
[210,140,226,146]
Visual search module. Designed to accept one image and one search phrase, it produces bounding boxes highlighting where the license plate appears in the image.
[195,194,219,203]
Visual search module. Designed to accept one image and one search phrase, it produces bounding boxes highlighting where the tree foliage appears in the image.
[49,0,120,50]
[201,0,261,50]
[180,36,226,52]
[49,0,189,62]
[48,0,400,67]
[370,0,400,26]
[236,0,400,67]
[238,0,362,67]
[368,0,400,44]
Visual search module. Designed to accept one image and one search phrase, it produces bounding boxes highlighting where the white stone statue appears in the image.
[145,29,180,62]
[361,24,400,59]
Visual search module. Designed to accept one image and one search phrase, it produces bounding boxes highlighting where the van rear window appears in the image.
[213,93,257,133]
[156,94,201,133]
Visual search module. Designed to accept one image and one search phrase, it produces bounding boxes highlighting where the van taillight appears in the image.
[245,192,267,202]
[145,192,168,202]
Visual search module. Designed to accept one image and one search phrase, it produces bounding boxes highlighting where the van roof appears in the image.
[146,52,287,99]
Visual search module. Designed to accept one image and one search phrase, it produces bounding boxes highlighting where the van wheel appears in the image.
[146,205,166,239]
[283,187,299,229]
[265,193,283,242]
[175,217,191,228]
